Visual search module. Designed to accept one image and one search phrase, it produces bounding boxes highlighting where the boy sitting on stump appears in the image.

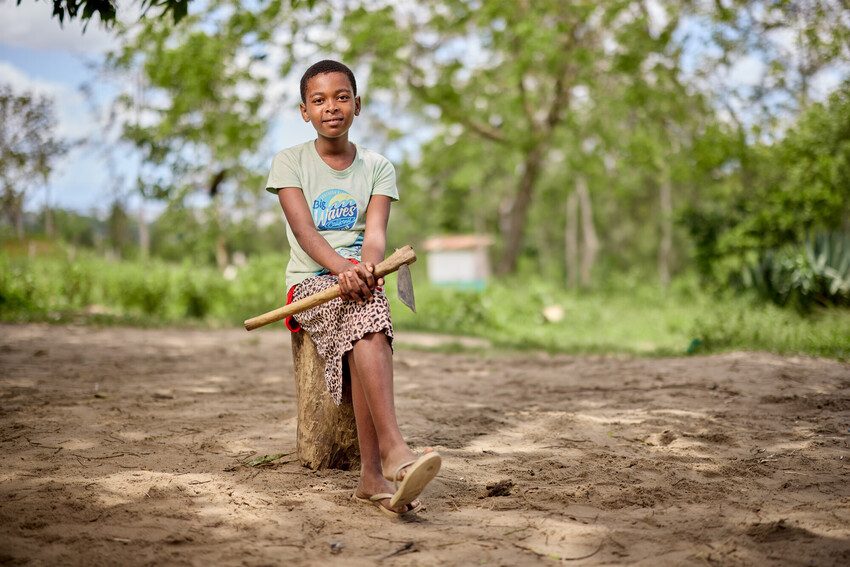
[265,60,441,517]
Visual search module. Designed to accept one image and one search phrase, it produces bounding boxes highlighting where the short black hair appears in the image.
[300,60,357,103]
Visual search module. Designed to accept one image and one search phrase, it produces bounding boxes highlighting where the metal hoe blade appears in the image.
[397,263,416,313]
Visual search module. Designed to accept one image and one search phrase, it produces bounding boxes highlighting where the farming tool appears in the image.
[244,245,417,331]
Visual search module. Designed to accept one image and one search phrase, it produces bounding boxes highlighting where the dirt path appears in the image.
[1,324,848,566]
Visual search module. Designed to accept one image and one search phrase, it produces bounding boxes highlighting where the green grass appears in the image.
[691,300,850,360]
[385,272,850,360]
[0,249,286,327]
[2,250,848,360]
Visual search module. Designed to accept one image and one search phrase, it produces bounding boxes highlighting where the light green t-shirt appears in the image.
[266,141,400,288]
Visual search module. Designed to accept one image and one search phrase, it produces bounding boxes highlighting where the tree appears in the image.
[342,1,614,274]
[683,83,850,284]
[106,200,135,258]
[0,85,66,239]
[107,4,279,267]
[16,0,321,31]
[340,1,725,276]
[105,0,331,266]
[102,0,849,285]
[18,0,192,28]
[345,1,714,283]
[42,207,98,248]
[694,0,850,136]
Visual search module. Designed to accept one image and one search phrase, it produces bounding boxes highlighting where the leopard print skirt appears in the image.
[291,274,394,405]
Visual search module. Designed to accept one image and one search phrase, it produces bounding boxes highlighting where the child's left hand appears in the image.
[338,262,383,304]
[362,262,385,289]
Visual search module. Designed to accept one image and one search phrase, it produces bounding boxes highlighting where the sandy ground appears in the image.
[1,323,849,566]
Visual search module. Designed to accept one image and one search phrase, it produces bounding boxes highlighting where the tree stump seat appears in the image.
[290,331,359,470]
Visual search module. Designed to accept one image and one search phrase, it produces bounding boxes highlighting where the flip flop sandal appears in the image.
[387,452,442,510]
[382,449,437,482]
[352,493,422,519]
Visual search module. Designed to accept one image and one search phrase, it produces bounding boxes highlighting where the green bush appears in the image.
[692,295,850,360]
[2,250,848,360]
[0,250,243,322]
[743,232,850,311]
[226,254,288,325]
[60,260,97,308]
[683,87,850,285]
[105,262,175,318]
[0,255,40,314]
[176,266,228,319]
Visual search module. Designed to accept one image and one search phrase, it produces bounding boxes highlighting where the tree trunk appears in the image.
[576,176,599,287]
[658,175,673,289]
[290,331,359,470]
[5,190,26,240]
[565,190,579,288]
[497,144,545,275]
[210,199,228,270]
[13,202,24,240]
[215,235,228,271]
[44,185,54,239]
[138,206,150,260]
[44,207,53,239]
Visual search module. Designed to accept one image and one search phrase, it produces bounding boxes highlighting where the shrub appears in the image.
[0,256,40,314]
[743,232,850,311]
[227,254,289,324]
[108,263,175,318]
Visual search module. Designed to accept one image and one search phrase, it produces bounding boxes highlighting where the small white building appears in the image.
[422,234,494,290]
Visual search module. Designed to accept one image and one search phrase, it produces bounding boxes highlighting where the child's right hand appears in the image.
[337,262,380,304]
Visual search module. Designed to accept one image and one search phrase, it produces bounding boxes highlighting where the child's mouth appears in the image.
[324,118,343,126]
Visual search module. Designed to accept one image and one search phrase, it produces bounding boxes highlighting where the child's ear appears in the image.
[354,96,361,116]
[300,102,309,122]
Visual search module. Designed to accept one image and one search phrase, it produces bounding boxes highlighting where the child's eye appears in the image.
[312,98,324,104]
[339,95,350,101]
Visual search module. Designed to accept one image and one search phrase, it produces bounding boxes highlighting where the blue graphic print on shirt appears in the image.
[312,189,358,231]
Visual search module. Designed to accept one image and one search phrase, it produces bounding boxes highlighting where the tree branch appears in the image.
[405,76,508,144]
[517,71,538,132]
[542,27,580,136]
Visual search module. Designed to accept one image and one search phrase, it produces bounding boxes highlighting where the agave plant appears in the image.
[743,231,850,311]
[807,232,850,299]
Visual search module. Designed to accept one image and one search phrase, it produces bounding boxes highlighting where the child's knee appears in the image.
[353,331,389,348]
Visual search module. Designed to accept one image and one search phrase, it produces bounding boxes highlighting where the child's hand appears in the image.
[361,262,385,288]
[338,262,381,303]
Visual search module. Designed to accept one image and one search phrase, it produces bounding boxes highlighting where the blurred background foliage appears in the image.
[2,0,849,359]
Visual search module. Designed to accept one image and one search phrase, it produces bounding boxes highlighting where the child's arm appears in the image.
[278,188,378,302]
[361,195,391,286]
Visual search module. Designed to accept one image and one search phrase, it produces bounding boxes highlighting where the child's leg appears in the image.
[347,348,383,479]
[348,341,418,512]
[349,332,421,475]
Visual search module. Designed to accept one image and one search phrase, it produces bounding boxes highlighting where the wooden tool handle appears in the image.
[243,245,416,331]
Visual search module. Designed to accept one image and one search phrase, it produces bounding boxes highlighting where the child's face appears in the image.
[300,72,360,141]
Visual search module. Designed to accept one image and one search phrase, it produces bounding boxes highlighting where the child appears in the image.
[265,60,441,517]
